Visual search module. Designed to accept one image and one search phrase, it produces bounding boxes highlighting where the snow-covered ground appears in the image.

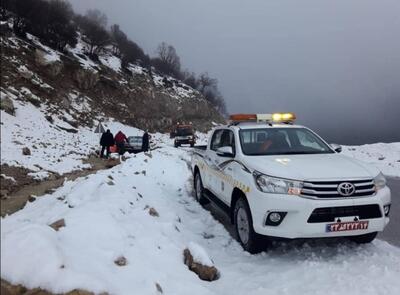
[1,145,400,295]
[0,94,149,178]
[343,143,400,178]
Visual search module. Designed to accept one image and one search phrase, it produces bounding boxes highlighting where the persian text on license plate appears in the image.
[326,221,369,232]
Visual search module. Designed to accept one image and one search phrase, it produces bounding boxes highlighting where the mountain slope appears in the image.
[1,24,224,132]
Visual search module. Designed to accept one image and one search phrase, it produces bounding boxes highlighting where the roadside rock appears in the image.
[114,256,127,266]
[149,207,159,217]
[28,195,36,202]
[155,283,163,294]
[183,248,219,281]
[22,147,31,156]
[49,218,65,231]
[0,95,15,116]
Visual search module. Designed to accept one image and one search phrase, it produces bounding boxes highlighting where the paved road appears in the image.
[378,177,400,247]
[204,176,400,247]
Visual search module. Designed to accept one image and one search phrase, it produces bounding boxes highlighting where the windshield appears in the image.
[176,128,193,136]
[239,128,334,155]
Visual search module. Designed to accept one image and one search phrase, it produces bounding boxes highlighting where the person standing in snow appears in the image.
[100,129,114,159]
[142,130,150,152]
[114,130,128,155]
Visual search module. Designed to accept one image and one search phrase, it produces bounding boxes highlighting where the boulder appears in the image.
[0,95,15,116]
[22,147,31,156]
[72,68,99,90]
[35,49,63,77]
[49,218,65,231]
[183,248,219,281]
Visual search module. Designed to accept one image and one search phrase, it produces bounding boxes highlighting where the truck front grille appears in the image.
[301,179,375,199]
[307,204,382,223]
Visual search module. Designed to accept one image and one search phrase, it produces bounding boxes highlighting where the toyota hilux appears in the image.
[191,113,391,253]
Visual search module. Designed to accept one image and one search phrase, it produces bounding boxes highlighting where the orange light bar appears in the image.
[229,113,296,124]
[229,114,257,122]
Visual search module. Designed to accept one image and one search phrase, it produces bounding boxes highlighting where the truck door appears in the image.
[215,130,236,203]
[206,129,224,194]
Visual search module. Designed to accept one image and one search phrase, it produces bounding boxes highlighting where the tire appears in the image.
[349,232,377,244]
[174,142,178,148]
[194,172,210,205]
[190,142,194,147]
[234,198,266,254]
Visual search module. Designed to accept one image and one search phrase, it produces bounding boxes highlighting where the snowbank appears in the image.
[2,146,400,295]
[342,143,400,177]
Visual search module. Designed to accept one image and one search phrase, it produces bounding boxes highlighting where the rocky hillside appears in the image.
[0,22,225,132]
[0,20,224,201]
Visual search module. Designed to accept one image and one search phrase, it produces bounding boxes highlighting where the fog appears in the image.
[69,0,400,144]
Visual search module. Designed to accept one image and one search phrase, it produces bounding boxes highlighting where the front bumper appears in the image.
[175,138,195,144]
[248,186,391,239]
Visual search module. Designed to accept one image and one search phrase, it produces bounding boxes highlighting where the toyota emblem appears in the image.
[337,182,356,196]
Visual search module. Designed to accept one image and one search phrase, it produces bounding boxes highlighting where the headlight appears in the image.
[253,172,303,195]
[374,172,386,190]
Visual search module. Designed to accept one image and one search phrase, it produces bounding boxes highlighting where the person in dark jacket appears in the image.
[114,130,128,155]
[142,131,150,152]
[100,129,114,158]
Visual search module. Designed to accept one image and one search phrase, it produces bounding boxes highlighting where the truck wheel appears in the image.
[349,232,377,244]
[194,172,210,205]
[190,142,194,147]
[234,198,266,254]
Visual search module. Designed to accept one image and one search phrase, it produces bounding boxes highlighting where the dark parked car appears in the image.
[124,136,143,153]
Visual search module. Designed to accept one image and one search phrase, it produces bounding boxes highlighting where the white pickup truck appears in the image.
[191,113,391,253]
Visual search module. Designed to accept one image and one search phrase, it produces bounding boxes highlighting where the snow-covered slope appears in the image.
[0,93,145,178]
[1,146,400,295]
[343,143,400,177]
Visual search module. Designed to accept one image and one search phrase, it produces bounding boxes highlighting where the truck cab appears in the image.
[191,113,391,253]
[171,123,196,147]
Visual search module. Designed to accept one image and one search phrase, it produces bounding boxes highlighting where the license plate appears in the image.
[326,221,369,232]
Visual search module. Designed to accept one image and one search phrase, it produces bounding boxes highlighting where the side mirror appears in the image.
[330,143,342,153]
[216,146,234,158]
